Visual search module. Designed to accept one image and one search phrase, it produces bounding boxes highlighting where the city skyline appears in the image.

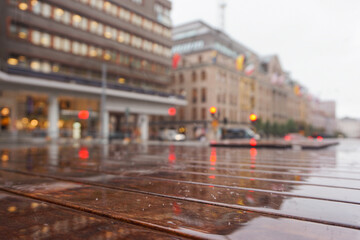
[171,0,360,119]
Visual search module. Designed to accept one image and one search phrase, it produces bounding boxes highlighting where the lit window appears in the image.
[41,3,51,18]
[41,62,51,73]
[131,14,142,26]
[72,41,81,55]
[31,0,41,14]
[143,19,152,31]
[80,43,88,56]
[63,11,71,25]
[119,9,130,22]
[72,14,82,28]
[90,21,98,33]
[54,8,64,21]
[7,58,18,66]
[104,1,111,13]
[89,46,97,57]
[52,64,60,73]
[31,30,41,45]
[96,23,103,36]
[63,39,70,52]
[104,26,112,39]
[30,60,41,71]
[18,2,28,11]
[53,36,62,50]
[40,33,51,47]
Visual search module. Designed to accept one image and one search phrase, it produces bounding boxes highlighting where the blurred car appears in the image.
[221,127,260,140]
[159,129,186,141]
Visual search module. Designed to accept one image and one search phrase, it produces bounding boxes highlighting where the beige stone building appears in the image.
[164,20,336,139]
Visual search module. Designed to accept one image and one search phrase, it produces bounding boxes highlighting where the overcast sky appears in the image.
[171,0,360,119]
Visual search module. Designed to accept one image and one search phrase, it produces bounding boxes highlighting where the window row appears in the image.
[8,23,169,75]
[10,0,171,57]
[6,54,166,92]
[76,0,172,33]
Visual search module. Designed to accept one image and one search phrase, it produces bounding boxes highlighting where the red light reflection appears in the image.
[284,135,292,141]
[209,175,216,179]
[78,148,89,160]
[249,138,257,146]
[317,136,323,142]
[210,147,217,166]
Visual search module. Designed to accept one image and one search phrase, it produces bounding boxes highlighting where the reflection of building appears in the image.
[0,0,185,140]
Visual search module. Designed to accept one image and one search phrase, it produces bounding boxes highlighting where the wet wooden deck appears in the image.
[0,140,359,239]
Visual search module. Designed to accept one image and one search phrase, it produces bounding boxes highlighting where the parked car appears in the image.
[221,128,260,140]
[159,129,186,141]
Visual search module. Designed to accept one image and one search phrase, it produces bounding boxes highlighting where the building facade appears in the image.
[166,21,257,139]
[0,0,186,140]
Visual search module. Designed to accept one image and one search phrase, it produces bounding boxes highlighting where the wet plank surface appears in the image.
[0,139,360,239]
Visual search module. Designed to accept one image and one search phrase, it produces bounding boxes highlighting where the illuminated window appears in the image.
[131,36,142,48]
[62,11,70,24]
[80,17,88,31]
[41,3,51,18]
[72,41,81,55]
[7,57,18,66]
[31,0,41,14]
[31,30,41,45]
[119,9,131,22]
[40,33,51,47]
[80,43,88,56]
[90,21,98,33]
[143,40,152,51]
[63,39,71,52]
[41,62,51,73]
[54,8,64,21]
[104,1,112,13]
[143,19,152,31]
[131,14,142,26]
[96,23,103,36]
[72,14,82,28]
[30,60,41,71]
[53,36,62,50]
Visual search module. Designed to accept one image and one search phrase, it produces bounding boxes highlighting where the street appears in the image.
[0,139,359,239]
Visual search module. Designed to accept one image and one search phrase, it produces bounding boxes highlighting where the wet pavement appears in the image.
[0,139,359,239]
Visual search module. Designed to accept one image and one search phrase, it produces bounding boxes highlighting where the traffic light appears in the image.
[249,114,257,122]
[209,107,217,117]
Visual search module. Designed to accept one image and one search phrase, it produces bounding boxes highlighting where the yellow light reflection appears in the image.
[52,65,60,72]
[7,58,18,66]
[31,0,38,6]
[18,3,28,11]
[89,50,97,57]
[22,117,29,125]
[18,31,27,39]
[1,108,10,116]
[18,56,26,62]
[118,78,125,84]
[7,206,17,212]
[31,202,40,209]
[1,154,9,162]
[58,120,64,128]
[30,119,39,127]
[104,54,111,60]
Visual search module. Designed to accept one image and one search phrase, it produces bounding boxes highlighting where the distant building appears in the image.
[0,0,185,140]
[309,100,336,135]
[167,21,257,139]
[337,117,360,138]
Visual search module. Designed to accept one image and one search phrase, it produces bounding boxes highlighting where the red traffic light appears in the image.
[249,114,257,122]
[209,107,217,115]
[78,110,89,120]
[168,107,176,116]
